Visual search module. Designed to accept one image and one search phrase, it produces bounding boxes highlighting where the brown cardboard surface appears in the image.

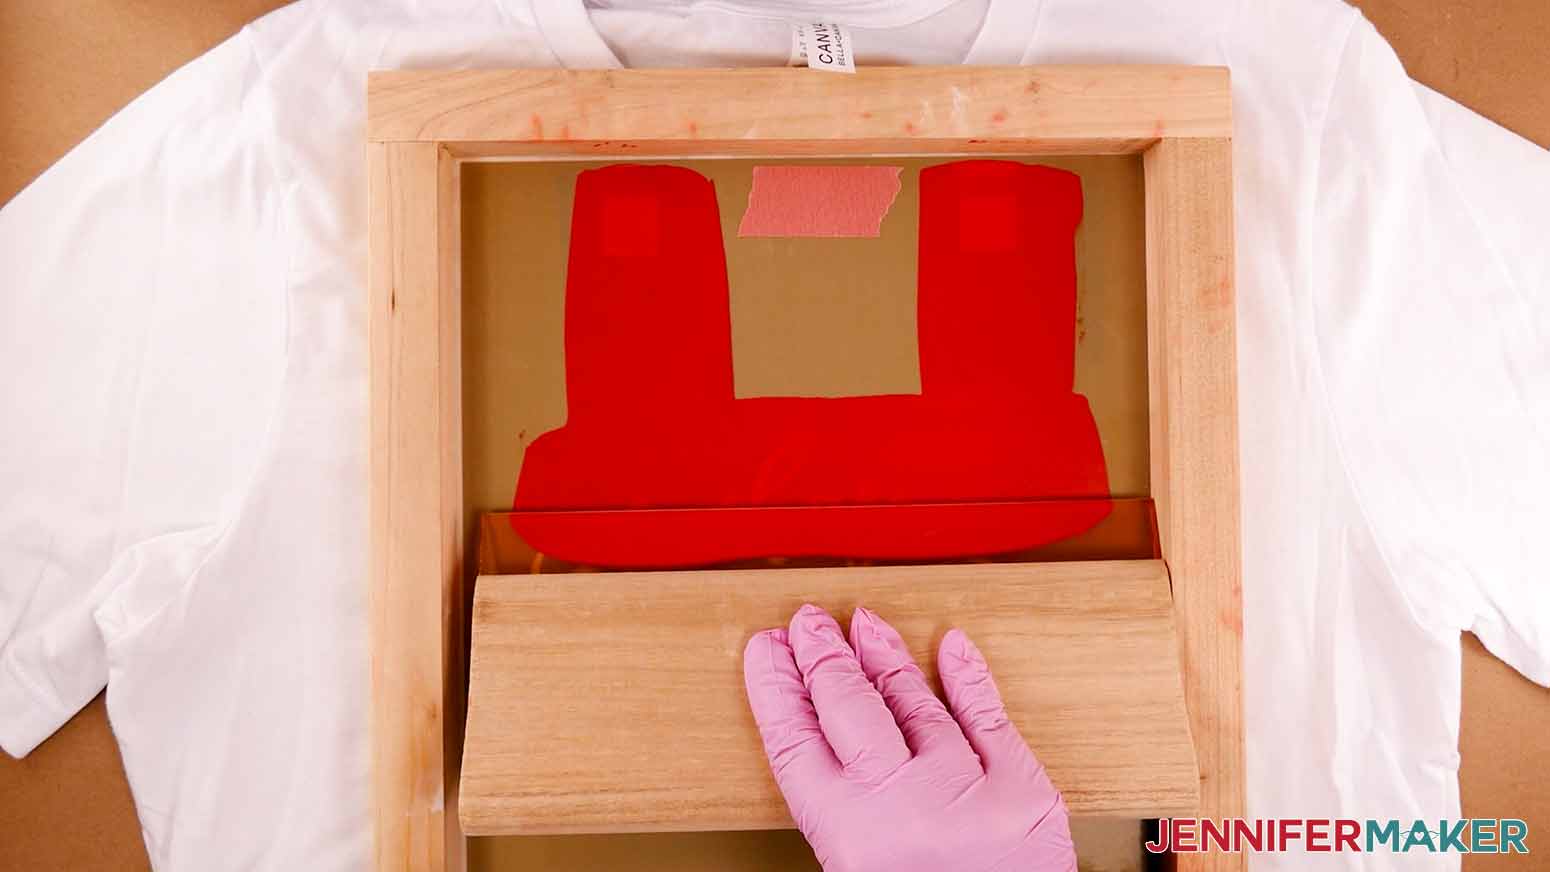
[1352,0,1550,151]
[1,2,1547,870]
[0,696,148,871]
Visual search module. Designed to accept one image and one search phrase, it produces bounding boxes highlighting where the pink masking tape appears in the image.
[737,165,903,238]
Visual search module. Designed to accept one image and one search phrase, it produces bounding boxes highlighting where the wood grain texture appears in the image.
[368,66,1231,153]
[369,141,466,872]
[459,560,1200,835]
[1144,137,1243,871]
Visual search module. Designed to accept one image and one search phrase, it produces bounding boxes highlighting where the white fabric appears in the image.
[1,0,1546,869]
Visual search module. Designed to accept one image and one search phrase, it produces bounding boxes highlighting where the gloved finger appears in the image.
[987,801,1077,872]
[938,629,1041,775]
[743,628,840,795]
[788,604,911,780]
[849,606,979,772]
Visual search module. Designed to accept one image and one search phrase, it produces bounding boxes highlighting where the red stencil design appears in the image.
[512,161,1111,567]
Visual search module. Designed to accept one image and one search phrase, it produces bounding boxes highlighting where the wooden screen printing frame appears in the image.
[367,66,1240,872]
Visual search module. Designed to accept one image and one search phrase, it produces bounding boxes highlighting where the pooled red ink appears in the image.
[512,161,1110,567]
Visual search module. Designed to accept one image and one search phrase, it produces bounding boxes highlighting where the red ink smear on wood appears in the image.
[1220,607,1243,635]
[903,120,918,133]
[530,113,544,139]
[991,109,1009,123]
[512,161,1110,567]
[737,165,902,238]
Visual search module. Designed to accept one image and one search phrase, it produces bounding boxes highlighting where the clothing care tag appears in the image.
[790,23,856,73]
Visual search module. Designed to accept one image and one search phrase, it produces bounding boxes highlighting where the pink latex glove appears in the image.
[743,604,1076,872]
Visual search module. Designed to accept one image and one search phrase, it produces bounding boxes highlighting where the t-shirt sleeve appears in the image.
[0,26,286,757]
[1312,18,1550,684]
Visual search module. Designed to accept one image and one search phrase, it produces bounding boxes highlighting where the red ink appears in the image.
[513,161,1110,567]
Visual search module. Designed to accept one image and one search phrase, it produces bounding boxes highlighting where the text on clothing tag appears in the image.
[790,23,856,73]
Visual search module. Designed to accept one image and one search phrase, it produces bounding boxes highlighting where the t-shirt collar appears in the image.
[530,0,1040,69]
[531,0,625,68]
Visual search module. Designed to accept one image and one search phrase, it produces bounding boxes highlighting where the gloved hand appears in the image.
[743,604,1076,872]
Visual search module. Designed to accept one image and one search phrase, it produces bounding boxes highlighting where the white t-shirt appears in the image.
[1,1,1545,869]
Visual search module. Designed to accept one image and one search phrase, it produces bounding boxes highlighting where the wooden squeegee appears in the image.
[459,558,1199,835]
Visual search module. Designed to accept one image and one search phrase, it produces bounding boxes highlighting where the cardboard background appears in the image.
[1,2,1546,869]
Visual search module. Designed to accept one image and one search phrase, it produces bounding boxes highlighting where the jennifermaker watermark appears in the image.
[1145,818,1530,855]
